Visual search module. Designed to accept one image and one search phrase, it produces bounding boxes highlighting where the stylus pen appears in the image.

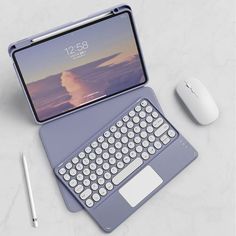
[22,153,38,228]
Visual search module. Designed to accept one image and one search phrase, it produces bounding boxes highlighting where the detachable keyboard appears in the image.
[54,98,179,209]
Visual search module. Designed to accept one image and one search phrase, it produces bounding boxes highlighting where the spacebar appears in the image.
[112,158,143,185]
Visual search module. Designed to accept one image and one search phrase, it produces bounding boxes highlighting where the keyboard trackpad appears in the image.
[119,166,163,207]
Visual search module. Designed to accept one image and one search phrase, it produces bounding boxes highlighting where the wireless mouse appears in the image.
[176,78,219,125]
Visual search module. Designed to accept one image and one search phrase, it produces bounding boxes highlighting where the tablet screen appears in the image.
[13,11,147,122]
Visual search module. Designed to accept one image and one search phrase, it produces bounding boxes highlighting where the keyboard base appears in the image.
[88,135,198,232]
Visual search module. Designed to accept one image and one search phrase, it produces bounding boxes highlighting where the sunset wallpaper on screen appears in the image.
[15,13,146,121]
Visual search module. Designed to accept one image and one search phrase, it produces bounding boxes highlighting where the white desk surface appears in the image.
[0,0,235,235]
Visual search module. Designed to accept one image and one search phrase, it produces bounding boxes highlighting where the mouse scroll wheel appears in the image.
[185,81,192,89]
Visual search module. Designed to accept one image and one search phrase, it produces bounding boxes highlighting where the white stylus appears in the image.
[22,153,38,228]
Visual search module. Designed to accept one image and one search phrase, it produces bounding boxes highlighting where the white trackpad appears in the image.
[119,165,163,207]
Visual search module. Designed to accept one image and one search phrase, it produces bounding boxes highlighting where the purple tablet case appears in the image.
[39,86,163,212]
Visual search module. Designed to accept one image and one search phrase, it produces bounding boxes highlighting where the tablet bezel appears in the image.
[12,9,148,123]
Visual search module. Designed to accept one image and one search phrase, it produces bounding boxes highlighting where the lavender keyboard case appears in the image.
[39,86,198,221]
[39,87,162,212]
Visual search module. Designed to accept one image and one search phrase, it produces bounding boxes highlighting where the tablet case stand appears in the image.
[40,86,162,212]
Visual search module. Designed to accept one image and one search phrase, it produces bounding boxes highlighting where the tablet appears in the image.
[11,6,148,123]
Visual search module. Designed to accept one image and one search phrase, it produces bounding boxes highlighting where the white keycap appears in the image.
[146,105,153,113]
[85,146,92,153]
[105,182,114,191]
[154,123,169,137]
[104,131,111,138]
[135,105,142,112]
[116,120,123,127]
[95,147,102,155]
[148,135,155,142]
[115,141,122,149]
[154,141,162,149]
[85,198,94,208]
[153,118,163,128]
[127,121,134,129]
[102,152,109,160]
[99,188,107,196]
[148,146,156,155]
[133,116,140,123]
[110,126,117,132]
[92,193,100,202]
[76,174,83,181]
[96,157,103,165]
[160,135,168,142]
[136,145,143,153]
[76,163,83,171]
[162,137,171,144]
[168,129,176,138]
[121,136,128,144]
[122,147,129,154]
[104,172,111,180]
[80,189,92,200]
[139,111,146,119]
[128,141,135,149]
[103,162,110,170]
[103,130,111,138]
[111,166,118,174]
[69,179,77,187]
[115,152,122,159]
[83,179,90,186]
[117,161,124,169]
[134,136,141,143]
[114,131,121,139]
[121,126,128,134]
[63,174,70,181]
[98,177,105,185]
[140,120,147,128]
[89,153,96,160]
[91,141,98,148]
[140,131,147,139]
[129,110,135,117]
[72,157,79,164]
[122,115,129,122]
[82,158,89,165]
[109,157,116,165]
[91,183,98,191]
[65,162,72,169]
[152,111,158,118]
[141,100,148,107]
[129,150,137,158]
[109,147,116,154]
[128,131,135,139]
[142,140,149,148]
[123,156,131,164]
[112,158,143,185]
[102,142,109,149]
[141,152,149,160]
[96,168,103,175]
[90,173,97,181]
[69,168,77,176]
[75,184,83,193]
[78,152,85,159]
[98,136,105,143]
[134,126,141,133]
[59,168,66,175]
[83,168,90,176]
[146,116,153,123]
[146,126,154,133]
[108,137,115,144]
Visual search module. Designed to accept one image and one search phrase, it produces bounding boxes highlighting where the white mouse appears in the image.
[176,78,219,125]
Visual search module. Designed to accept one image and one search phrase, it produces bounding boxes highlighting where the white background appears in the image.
[0,0,235,235]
